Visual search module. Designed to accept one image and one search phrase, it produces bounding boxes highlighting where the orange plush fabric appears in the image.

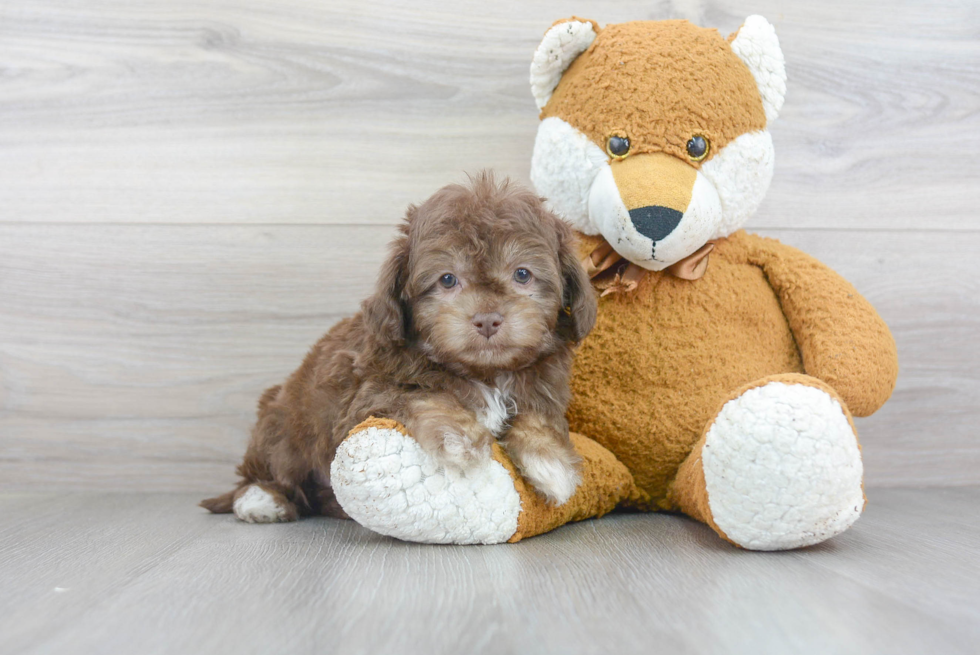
[494,433,642,542]
[542,20,766,168]
[750,241,900,416]
[567,231,896,507]
[523,14,900,549]
[570,231,797,505]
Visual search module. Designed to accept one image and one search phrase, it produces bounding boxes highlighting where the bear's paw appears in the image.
[702,381,864,550]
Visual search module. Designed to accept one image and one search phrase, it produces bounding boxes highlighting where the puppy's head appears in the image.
[364,172,596,374]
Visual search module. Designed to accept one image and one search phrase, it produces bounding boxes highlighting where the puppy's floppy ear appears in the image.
[555,222,597,343]
[362,217,412,346]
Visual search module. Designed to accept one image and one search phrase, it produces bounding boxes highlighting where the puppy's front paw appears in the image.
[519,453,581,506]
[435,429,492,471]
[403,398,494,473]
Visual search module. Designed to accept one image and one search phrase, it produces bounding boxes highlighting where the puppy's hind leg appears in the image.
[230,482,299,524]
[201,480,299,524]
[202,384,309,523]
[201,442,301,523]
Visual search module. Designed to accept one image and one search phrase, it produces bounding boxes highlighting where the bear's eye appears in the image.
[686,135,709,161]
[439,273,457,289]
[514,268,532,284]
[606,135,631,159]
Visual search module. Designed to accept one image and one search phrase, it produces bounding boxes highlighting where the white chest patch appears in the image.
[474,374,517,437]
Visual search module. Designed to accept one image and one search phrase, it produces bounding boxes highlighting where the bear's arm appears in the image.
[748,235,899,417]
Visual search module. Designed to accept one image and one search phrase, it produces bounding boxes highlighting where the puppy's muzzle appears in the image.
[472,312,504,339]
[611,152,697,244]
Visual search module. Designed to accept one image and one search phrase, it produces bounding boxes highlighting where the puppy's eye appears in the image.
[438,273,457,289]
[686,135,709,161]
[513,268,532,284]
[606,135,630,159]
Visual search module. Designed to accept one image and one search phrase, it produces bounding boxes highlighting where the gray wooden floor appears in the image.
[2,487,978,655]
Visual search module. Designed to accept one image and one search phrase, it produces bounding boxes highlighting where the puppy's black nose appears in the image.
[628,205,684,242]
[472,312,504,339]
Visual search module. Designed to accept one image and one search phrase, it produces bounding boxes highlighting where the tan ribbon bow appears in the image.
[582,238,718,296]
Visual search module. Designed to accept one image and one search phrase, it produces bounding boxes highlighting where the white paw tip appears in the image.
[520,454,581,506]
[233,485,289,524]
[704,382,864,550]
[331,427,520,544]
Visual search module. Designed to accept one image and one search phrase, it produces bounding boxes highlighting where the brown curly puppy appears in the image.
[201,173,597,523]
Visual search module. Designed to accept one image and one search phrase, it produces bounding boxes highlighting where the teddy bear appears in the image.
[328,15,899,550]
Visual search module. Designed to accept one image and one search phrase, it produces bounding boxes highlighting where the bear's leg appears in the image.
[668,373,865,551]
[330,418,641,544]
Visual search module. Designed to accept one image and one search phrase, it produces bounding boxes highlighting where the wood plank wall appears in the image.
[1,0,977,492]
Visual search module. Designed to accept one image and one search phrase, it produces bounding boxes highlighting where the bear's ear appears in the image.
[530,18,599,111]
[729,15,787,122]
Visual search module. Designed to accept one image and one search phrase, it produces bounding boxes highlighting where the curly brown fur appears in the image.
[201,173,598,520]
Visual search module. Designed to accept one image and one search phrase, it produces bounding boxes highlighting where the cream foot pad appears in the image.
[330,420,521,544]
[703,381,865,550]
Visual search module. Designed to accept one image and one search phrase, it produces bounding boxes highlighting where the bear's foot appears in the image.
[330,419,522,544]
[331,419,642,544]
[674,376,865,550]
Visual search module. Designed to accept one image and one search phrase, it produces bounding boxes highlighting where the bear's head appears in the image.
[529,16,786,272]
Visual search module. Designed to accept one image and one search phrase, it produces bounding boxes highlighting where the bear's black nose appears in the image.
[629,206,683,242]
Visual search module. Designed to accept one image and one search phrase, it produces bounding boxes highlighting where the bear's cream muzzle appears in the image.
[589,151,723,271]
